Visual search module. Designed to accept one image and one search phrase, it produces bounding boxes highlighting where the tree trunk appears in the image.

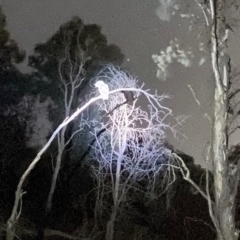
[212,57,238,240]
[46,128,65,213]
[105,207,117,240]
[210,0,238,237]
[216,205,238,240]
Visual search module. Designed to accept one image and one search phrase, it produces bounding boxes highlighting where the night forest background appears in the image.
[0,5,240,240]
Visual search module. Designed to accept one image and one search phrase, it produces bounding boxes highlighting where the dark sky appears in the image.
[2,0,229,165]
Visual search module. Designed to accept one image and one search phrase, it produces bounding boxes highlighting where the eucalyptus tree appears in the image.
[153,1,240,239]
[0,6,24,71]
[0,5,26,111]
[28,17,124,215]
[87,65,177,240]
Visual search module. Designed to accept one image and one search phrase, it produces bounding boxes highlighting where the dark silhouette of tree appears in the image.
[28,16,124,104]
[0,115,30,213]
[0,6,27,111]
[0,6,25,71]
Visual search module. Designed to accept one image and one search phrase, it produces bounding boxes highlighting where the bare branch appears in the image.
[188,84,201,106]
[171,153,209,201]
[194,0,210,26]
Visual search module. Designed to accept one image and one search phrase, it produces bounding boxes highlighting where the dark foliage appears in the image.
[28,16,124,105]
[0,6,25,71]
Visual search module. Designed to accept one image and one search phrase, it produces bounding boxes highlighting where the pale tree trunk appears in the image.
[105,107,127,240]
[211,82,238,240]
[210,0,239,239]
[105,153,122,240]
[105,206,117,240]
[45,53,80,213]
[46,127,66,212]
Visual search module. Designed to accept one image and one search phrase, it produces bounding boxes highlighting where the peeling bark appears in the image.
[210,0,239,239]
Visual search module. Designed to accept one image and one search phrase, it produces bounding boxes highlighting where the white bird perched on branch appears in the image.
[94,80,109,100]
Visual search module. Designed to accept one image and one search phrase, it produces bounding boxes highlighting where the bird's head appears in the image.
[94,80,105,88]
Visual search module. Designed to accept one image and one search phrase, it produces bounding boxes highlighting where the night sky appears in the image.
[2,0,238,165]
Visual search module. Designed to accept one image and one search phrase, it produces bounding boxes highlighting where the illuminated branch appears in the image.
[9,78,167,240]
[87,65,177,240]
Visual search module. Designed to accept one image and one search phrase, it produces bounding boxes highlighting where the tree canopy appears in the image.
[28,16,124,103]
[0,6,25,71]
